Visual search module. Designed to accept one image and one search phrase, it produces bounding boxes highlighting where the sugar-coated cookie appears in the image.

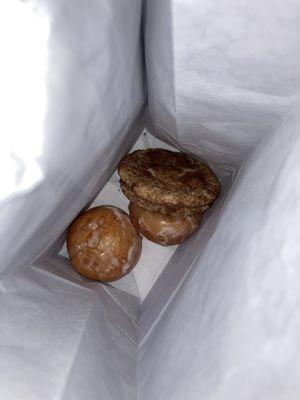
[118,148,220,216]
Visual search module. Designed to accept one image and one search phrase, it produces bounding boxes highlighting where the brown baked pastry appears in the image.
[118,148,220,217]
[121,180,210,217]
[129,202,202,246]
[67,206,142,281]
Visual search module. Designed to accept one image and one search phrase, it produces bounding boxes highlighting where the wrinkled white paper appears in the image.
[145,0,300,164]
[0,1,143,399]
[139,107,300,400]
[0,0,145,277]
[140,0,300,399]
[1,0,300,399]
[0,262,138,400]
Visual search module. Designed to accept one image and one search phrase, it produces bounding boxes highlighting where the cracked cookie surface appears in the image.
[118,148,220,216]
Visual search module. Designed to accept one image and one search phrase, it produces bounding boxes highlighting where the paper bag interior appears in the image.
[55,130,234,302]
[1,1,300,400]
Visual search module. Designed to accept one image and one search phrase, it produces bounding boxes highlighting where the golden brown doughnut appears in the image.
[129,202,202,246]
[67,206,142,281]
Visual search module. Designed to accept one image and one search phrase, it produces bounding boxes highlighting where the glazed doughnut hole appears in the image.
[129,202,202,246]
[67,206,142,281]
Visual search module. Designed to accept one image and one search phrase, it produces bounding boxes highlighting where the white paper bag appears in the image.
[139,107,300,400]
[0,0,145,276]
[0,1,143,399]
[145,0,300,163]
[1,0,300,399]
